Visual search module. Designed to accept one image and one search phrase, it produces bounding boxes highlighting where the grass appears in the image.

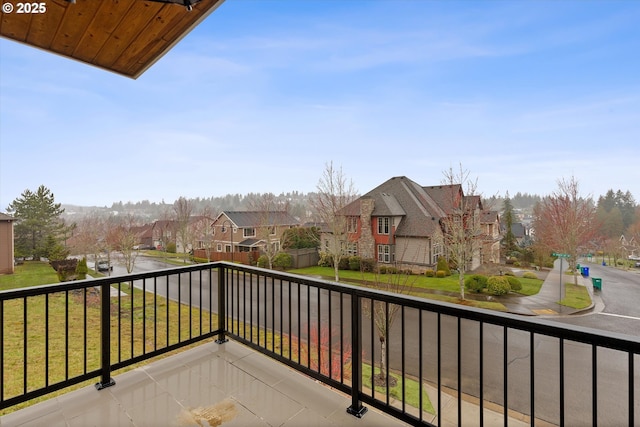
[362,363,436,415]
[0,261,60,290]
[559,283,592,309]
[289,266,548,312]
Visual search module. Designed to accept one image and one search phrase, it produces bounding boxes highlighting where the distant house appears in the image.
[210,211,299,260]
[502,222,530,248]
[481,210,501,264]
[129,224,154,249]
[0,213,16,274]
[332,176,497,272]
[151,220,177,251]
[620,234,639,259]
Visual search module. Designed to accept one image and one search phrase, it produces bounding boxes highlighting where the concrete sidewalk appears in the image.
[501,258,602,317]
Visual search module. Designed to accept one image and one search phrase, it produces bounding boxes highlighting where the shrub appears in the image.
[504,270,515,276]
[506,276,522,291]
[386,266,398,274]
[318,252,333,267]
[465,274,488,293]
[348,256,361,271]
[487,276,511,295]
[378,265,387,274]
[436,258,451,276]
[436,270,447,278]
[51,259,78,282]
[75,257,88,280]
[338,257,350,270]
[273,253,293,270]
[360,258,376,272]
[522,271,538,280]
[166,242,177,253]
[257,255,269,268]
[424,269,435,277]
[193,257,209,264]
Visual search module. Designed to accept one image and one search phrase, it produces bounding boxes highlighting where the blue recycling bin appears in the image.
[581,267,589,277]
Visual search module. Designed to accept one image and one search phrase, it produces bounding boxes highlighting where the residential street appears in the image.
[548,260,640,337]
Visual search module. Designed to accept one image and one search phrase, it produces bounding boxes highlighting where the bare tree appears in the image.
[191,205,217,261]
[439,164,482,300]
[532,176,599,284]
[69,212,102,259]
[173,197,194,263]
[113,214,141,274]
[249,193,289,269]
[310,162,358,281]
[364,241,418,388]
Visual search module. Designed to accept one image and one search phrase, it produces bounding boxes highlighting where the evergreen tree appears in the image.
[502,193,516,252]
[7,185,68,259]
[597,189,637,234]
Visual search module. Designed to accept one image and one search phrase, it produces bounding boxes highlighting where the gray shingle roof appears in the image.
[351,176,446,237]
[220,211,299,228]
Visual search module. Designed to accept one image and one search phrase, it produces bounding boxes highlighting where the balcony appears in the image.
[1,262,639,426]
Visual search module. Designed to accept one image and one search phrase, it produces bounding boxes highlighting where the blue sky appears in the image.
[1,0,639,210]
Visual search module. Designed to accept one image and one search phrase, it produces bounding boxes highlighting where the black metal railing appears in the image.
[2,261,639,426]
[0,264,221,409]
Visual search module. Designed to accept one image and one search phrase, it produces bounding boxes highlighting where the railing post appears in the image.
[216,265,228,344]
[95,283,115,390]
[347,292,367,418]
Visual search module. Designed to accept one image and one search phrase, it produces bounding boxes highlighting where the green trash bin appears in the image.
[591,277,602,290]
[576,263,581,271]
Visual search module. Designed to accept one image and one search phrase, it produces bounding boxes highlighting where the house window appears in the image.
[432,243,442,265]
[378,217,390,235]
[197,240,204,249]
[377,244,391,263]
[347,217,358,233]
[347,242,358,256]
[269,226,276,236]
[221,225,227,233]
[216,243,222,252]
[244,227,256,238]
[225,244,232,253]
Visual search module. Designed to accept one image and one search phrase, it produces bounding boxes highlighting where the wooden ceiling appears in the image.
[0,0,225,79]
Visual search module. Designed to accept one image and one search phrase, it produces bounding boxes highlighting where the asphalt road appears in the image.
[549,261,640,336]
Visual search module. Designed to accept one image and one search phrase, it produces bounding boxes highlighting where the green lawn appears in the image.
[289,266,547,311]
[362,363,436,415]
[560,283,592,309]
[0,261,59,290]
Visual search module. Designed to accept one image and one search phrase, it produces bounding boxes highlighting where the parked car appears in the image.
[96,260,113,272]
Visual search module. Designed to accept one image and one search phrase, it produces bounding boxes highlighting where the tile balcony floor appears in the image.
[0,340,407,427]
[1,339,534,427]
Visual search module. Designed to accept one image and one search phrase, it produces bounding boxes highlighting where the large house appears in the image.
[481,210,502,264]
[0,213,16,274]
[209,211,299,259]
[331,176,499,272]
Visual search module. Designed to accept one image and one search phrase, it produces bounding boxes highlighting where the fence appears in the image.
[1,262,639,426]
